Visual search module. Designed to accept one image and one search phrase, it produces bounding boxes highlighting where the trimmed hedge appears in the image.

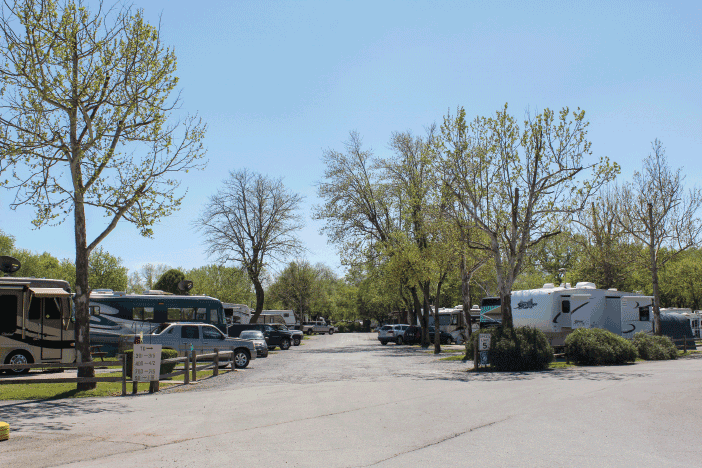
[564,328,637,365]
[467,326,554,371]
[632,332,678,360]
[124,348,179,378]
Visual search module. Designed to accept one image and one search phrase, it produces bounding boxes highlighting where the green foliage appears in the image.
[154,269,185,295]
[124,348,179,378]
[335,322,365,333]
[467,326,554,371]
[565,328,638,365]
[186,264,252,304]
[632,332,678,360]
[89,247,128,291]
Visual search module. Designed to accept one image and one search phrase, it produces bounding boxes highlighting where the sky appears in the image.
[1,0,701,279]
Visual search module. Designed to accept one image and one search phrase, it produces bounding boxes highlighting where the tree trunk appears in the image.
[460,254,472,339]
[433,280,443,354]
[647,203,662,336]
[500,283,514,329]
[420,281,432,348]
[249,276,265,323]
[74,200,95,391]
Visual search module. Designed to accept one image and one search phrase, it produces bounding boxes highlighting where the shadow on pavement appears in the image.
[0,398,129,432]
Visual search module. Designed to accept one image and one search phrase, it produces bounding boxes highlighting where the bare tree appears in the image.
[440,105,618,327]
[617,140,702,335]
[198,169,304,323]
[0,1,206,389]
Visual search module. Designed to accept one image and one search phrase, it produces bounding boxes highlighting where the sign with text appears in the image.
[478,334,491,351]
[132,344,162,382]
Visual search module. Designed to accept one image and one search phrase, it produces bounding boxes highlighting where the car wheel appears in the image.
[396,336,403,345]
[293,337,301,346]
[306,329,313,335]
[380,341,388,346]
[5,351,32,375]
[281,338,291,350]
[328,329,334,335]
[233,349,250,369]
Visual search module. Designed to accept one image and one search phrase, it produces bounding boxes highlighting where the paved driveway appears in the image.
[1,333,701,467]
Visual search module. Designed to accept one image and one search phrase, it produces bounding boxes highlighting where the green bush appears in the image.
[632,332,678,360]
[336,322,363,333]
[467,326,554,371]
[124,348,179,378]
[565,328,638,365]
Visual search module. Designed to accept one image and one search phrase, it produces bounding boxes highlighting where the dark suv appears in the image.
[428,327,453,344]
[228,323,293,350]
[403,325,422,345]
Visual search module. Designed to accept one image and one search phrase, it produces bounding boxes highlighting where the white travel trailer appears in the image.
[510,282,654,347]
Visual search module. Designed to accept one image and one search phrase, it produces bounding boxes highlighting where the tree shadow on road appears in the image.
[0,398,130,432]
[393,366,653,383]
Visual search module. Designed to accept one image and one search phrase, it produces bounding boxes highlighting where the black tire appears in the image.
[328,329,334,335]
[5,350,33,375]
[306,329,313,335]
[293,337,301,346]
[396,336,404,345]
[380,341,388,346]
[280,338,291,350]
[233,349,250,369]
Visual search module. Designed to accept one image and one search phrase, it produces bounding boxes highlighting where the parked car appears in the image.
[428,326,454,345]
[403,325,422,345]
[239,330,269,358]
[268,323,303,346]
[136,322,256,368]
[302,319,335,335]
[228,323,293,350]
[377,324,410,345]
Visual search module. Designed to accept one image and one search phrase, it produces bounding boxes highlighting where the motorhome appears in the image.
[0,277,76,374]
[480,282,654,347]
[89,290,227,354]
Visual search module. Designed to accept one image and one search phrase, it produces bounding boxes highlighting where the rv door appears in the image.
[621,296,654,339]
[569,294,592,330]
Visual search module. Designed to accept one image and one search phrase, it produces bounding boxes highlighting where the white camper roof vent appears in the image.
[575,282,597,289]
[608,288,618,291]
[543,283,555,289]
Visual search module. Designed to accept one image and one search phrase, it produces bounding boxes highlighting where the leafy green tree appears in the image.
[154,269,185,295]
[441,105,618,328]
[187,264,253,304]
[88,247,127,291]
[0,1,206,389]
[617,140,702,335]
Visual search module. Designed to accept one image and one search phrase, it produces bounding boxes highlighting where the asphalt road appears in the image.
[1,332,702,467]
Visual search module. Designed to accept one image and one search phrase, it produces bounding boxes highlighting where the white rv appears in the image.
[510,282,654,347]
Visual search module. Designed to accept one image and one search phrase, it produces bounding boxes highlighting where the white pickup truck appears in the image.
[130,322,257,368]
[301,319,335,335]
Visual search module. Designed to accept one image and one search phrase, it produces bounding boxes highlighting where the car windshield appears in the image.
[240,331,264,339]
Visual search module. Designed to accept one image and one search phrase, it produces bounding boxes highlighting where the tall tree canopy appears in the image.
[0,0,206,388]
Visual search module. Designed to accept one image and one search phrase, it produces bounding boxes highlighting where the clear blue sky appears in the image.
[1,0,701,278]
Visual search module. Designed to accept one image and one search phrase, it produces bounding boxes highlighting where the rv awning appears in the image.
[29,287,71,298]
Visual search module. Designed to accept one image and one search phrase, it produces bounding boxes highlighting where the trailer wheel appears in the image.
[233,349,250,369]
[306,329,313,335]
[5,351,33,375]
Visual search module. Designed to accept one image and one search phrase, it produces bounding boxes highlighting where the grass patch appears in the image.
[548,361,576,369]
[439,355,468,361]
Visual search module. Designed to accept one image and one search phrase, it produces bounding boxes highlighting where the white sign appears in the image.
[478,334,491,351]
[132,344,162,382]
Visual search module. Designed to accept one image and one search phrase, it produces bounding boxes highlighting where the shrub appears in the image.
[124,348,179,378]
[336,322,363,333]
[632,332,678,360]
[467,326,554,371]
[565,328,637,365]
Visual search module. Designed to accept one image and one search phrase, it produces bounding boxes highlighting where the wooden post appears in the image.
[132,380,137,395]
[213,348,219,377]
[684,337,688,352]
[474,337,478,372]
[191,350,197,382]
[184,355,190,384]
[121,355,127,396]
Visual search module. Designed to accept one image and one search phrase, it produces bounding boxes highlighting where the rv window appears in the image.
[168,308,181,321]
[143,307,154,321]
[90,306,100,316]
[0,295,17,334]
[195,308,207,321]
[28,297,41,320]
[639,306,650,322]
[217,309,225,325]
[45,298,61,320]
[284,313,289,317]
[132,307,144,321]
[181,325,199,339]
[561,301,571,313]
[182,308,196,321]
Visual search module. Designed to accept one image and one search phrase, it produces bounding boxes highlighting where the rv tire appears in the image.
[5,351,32,375]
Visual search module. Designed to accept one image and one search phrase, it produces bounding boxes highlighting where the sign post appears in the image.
[132,343,162,384]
